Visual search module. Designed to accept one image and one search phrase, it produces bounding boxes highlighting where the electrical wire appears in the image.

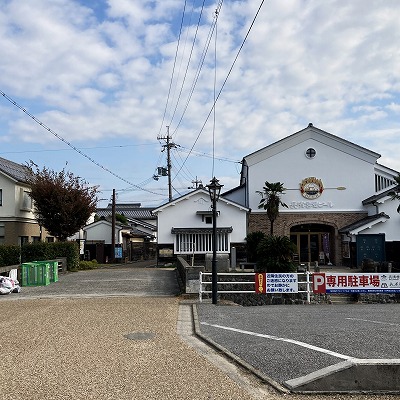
[171,1,222,138]
[0,89,165,197]
[177,146,240,163]
[173,0,266,179]
[156,0,188,138]
[168,0,206,128]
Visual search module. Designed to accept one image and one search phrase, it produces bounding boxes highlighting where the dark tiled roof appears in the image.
[96,206,156,220]
[125,217,156,231]
[0,157,29,183]
[339,213,389,233]
[171,227,233,234]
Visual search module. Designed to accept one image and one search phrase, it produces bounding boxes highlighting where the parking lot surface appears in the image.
[196,303,400,385]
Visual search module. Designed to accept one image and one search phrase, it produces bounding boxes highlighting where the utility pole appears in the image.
[158,126,177,202]
[189,176,203,189]
[111,189,116,263]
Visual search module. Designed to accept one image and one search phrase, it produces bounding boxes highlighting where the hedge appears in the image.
[0,242,80,271]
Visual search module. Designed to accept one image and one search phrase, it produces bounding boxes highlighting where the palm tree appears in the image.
[389,174,400,213]
[257,181,288,235]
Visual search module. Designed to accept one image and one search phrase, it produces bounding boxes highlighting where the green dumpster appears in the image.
[43,260,59,283]
[21,262,51,286]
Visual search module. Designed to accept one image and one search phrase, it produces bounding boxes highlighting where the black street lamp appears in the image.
[206,177,223,305]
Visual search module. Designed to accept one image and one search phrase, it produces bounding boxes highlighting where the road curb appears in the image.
[191,304,290,394]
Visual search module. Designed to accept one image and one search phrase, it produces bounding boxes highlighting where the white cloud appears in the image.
[1,0,400,203]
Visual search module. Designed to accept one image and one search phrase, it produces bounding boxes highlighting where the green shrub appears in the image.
[77,260,98,270]
[0,245,21,267]
[21,241,80,271]
[257,235,297,273]
[245,231,266,262]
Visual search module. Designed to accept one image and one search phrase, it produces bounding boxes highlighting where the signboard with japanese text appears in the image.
[114,246,123,259]
[313,272,400,294]
[255,273,298,294]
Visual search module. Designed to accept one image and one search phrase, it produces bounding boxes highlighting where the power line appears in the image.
[171,1,223,139]
[0,89,165,197]
[168,0,206,128]
[0,142,157,155]
[177,146,240,163]
[173,0,266,179]
[156,0,188,138]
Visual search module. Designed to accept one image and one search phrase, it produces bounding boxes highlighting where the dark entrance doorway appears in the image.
[290,224,334,265]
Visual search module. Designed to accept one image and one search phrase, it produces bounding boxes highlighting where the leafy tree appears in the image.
[389,174,400,213]
[257,235,297,273]
[116,213,128,224]
[245,231,266,262]
[26,163,98,241]
[257,181,288,235]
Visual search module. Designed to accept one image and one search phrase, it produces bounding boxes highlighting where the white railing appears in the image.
[199,271,313,303]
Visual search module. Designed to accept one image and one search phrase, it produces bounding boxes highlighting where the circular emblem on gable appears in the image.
[300,177,324,199]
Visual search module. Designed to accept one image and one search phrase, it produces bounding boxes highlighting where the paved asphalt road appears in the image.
[0,265,400,399]
[11,264,181,299]
[196,303,400,386]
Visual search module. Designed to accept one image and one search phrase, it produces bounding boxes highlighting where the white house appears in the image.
[224,123,400,267]
[0,157,54,245]
[153,188,249,263]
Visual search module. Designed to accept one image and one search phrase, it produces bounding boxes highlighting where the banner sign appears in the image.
[255,273,298,294]
[313,272,400,294]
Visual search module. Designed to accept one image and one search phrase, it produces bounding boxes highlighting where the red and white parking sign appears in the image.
[313,272,400,294]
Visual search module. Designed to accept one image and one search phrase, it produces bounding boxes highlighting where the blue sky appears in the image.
[1,0,399,207]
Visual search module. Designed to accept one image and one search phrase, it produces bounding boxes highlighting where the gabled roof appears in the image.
[363,185,400,205]
[338,213,390,235]
[83,219,124,231]
[152,187,250,214]
[221,183,245,197]
[0,157,29,183]
[243,123,381,166]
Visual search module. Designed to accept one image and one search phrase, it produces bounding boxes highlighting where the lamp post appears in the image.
[207,177,223,305]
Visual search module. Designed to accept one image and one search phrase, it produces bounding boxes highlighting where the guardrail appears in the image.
[199,271,313,302]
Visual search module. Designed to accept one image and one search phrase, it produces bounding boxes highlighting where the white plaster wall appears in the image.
[1,177,17,217]
[85,223,122,244]
[156,191,248,244]
[247,138,376,212]
[362,200,400,241]
[0,175,35,220]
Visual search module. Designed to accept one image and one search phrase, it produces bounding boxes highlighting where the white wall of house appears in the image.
[155,189,248,245]
[245,131,379,213]
[0,174,34,220]
[362,196,400,241]
[84,221,123,244]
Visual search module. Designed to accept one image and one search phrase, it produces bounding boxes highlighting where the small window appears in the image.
[20,189,33,211]
[46,237,55,243]
[0,224,4,244]
[32,236,41,243]
[305,148,316,159]
[0,189,2,206]
[205,216,212,224]
[20,236,29,246]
